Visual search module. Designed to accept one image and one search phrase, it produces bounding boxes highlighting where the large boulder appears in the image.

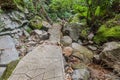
[100,42,120,76]
[71,43,94,63]
[62,23,86,41]
[0,35,19,64]
[61,36,72,46]
[72,68,90,80]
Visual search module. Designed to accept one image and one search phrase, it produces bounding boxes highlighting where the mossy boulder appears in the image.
[0,60,19,80]
[30,16,43,29]
[72,43,94,63]
[94,14,120,44]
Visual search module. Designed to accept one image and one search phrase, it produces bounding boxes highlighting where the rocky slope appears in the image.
[0,10,119,80]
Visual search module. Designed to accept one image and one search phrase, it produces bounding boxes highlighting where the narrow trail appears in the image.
[9,23,65,80]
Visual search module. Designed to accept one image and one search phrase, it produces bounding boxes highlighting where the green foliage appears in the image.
[95,6,100,16]
[94,14,120,44]
[94,25,120,44]
[13,0,42,14]
[49,0,117,22]
[0,60,19,80]
[13,0,25,11]
[49,0,82,19]
[30,16,43,29]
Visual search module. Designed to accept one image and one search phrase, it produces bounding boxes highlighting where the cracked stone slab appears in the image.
[9,23,64,80]
[9,44,64,80]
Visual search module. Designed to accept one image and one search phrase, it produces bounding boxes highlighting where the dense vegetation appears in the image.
[0,0,120,79]
[0,0,120,44]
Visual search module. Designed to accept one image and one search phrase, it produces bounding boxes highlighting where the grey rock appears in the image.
[27,41,37,45]
[0,14,19,29]
[0,31,11,36]
[8,11,25,20]
[72,43,94,63]
[62,23,83,41]
[40,32,50,40]
[33,30,49,40]
[61,36,72,46]
[88,45,97,51]
[0,29,23,37]
[88,40,94,44]
[88,33,94,40]
[0,35,19,64]
[11,29,23,37]
[72,68,90,80]
[33,29,43,35]
[42,21,52,28]
[0,11,26,30]
[100,41,120,76]
[0,67,6,77]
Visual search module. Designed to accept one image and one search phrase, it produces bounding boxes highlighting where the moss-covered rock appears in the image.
[30,16,43,29]
[0,60,19,80]
[94,14,120,44]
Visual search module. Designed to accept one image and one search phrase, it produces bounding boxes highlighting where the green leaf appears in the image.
[95,6,101,16]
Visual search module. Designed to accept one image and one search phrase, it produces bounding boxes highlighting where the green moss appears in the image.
[30,16,43,29]
[13,0,25,11]
[0,60,19,80]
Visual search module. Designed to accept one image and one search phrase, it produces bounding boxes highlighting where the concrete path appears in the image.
[9,23,65,80]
